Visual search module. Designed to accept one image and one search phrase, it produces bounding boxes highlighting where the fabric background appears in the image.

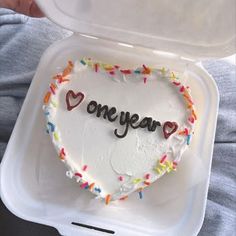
[0,8,235,236]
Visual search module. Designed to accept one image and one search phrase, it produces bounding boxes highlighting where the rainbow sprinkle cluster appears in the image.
[154,155,178,175]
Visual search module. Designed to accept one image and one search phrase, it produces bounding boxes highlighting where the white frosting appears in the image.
[43,59,196,202]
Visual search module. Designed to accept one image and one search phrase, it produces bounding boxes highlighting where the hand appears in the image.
[0,0,44,17]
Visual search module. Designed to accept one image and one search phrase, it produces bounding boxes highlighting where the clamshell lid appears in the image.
[36,0,236,59]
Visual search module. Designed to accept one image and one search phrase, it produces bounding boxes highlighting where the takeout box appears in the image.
[0,0,235,235]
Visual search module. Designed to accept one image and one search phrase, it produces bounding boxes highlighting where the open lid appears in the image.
[36,0,236,59]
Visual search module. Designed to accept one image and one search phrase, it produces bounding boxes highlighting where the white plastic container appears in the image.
[0,1,235,235]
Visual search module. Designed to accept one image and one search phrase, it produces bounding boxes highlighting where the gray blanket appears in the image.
[0,9,235,236]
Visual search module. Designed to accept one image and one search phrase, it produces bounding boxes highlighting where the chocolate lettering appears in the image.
[139,117,149,128]
[114,112,130,138]
[138,117,161,132]
[87,101,97,113]
[96,104,109,118]
[130,114,140,129]
[85,100,177,139]
[107,107,118,122]
[66,90,177,139]
[148,119,161,131]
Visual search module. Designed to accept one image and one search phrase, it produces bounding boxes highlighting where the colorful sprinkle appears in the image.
[50,100,57,108]
[105,194,111,205]
[143,77,147,84]
[62,62,74,77]
[138,188,143,199]
[59,148,66,159]
[52,82,57,89]
[165,161,173,172]
[109,71,115,75]
[53,74,62,82]
[75,172,82,178]
[145,173,150,179]
[142,64,151,74]
[178,128,189,136]
[173,81,180,86]
[161,67,166,75]
[144,181,150,186]
[68,60,73,67]
[60,78,70,83]
[118,176,124,181]
[54,132,59,141]
[47,122,55,132]
[192,109,197,120]
[143,64,148,70]
[180,86,185,93]
[60,147,65,155]
[94,187,101,193]
[178,130,186,135]
[188,116,195,124]
[50,83,57,95]
[185,128,189,135]
[161,164,167,171]
[87,61,92,67]
[134,70,141,74]
[172,161,178,169]
[80,59,86,65]
[104,65,114,71]
[89,183,95,190]
[183,94,193,105]
[119,196,128,201]
[120,69,132,74]
[160,155,167,163]
[53,75,69,84]
[133,178,142,184]
[80,182,88,189]
[82,165,88,171]
[94,63,99,72]
[187,134,191,145]
[170,72,176,80]
[43,92,51,104]
[159,162,166,168]
[155,167,162,175]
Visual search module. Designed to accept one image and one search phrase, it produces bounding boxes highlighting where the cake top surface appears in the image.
[43,58,196,204]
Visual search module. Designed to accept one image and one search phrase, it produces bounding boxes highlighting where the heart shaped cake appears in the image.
[43,58,197,204]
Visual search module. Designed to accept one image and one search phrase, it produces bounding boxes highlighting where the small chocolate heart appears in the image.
[66,90,85,111]
[163,121,178,139]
